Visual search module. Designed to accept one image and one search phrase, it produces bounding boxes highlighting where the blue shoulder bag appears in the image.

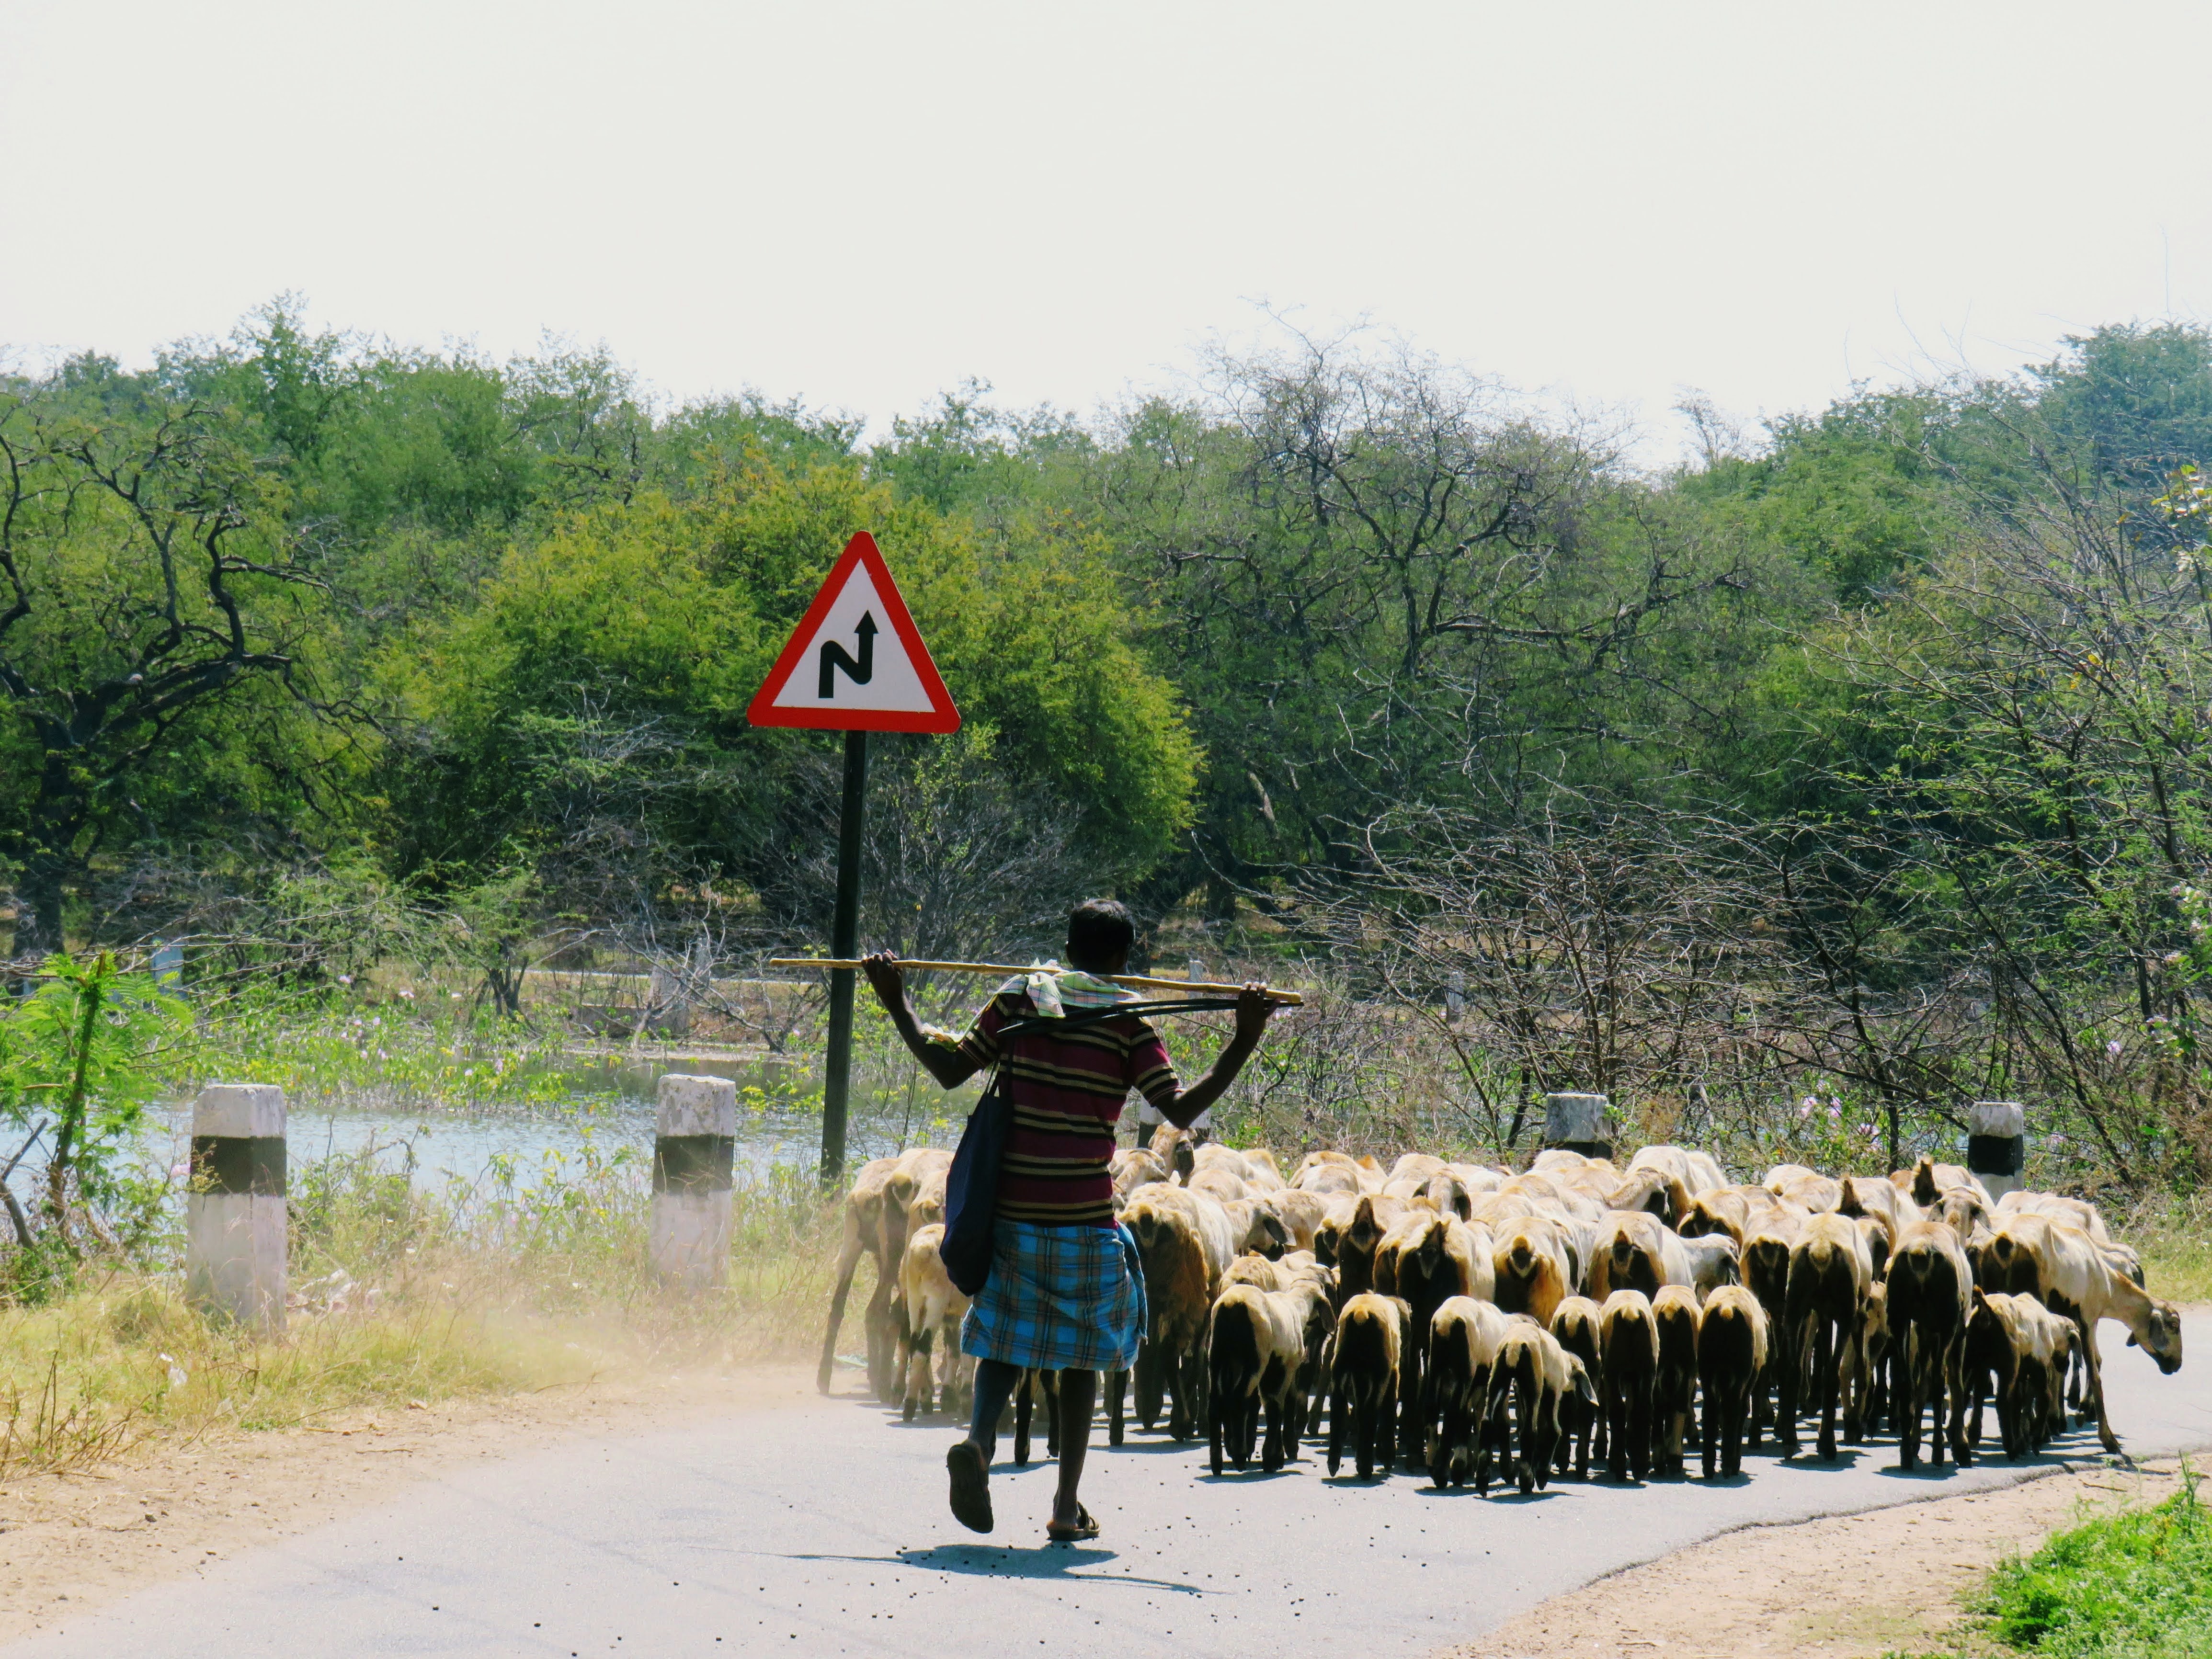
[938,1065,1007,1297]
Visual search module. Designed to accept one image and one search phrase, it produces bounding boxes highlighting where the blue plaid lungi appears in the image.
[960,1220,1147,1373]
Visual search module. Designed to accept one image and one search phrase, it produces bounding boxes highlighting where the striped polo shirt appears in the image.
[957,989,1179,1227]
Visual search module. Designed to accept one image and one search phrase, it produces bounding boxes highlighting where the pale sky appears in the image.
[1,2,2202,463]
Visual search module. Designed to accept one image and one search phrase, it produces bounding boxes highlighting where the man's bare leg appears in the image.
[1051,1369,1097,1529]
[948,1358,1020,1533]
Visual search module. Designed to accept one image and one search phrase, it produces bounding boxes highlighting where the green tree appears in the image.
[0,361,339,954]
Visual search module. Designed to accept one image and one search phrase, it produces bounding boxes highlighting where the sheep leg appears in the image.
[2080,1319,2121,1455]
[816,1232,870,1394]
[1842,1325,1866,1446]
[1536,1390,1562,1490]
[1815,1314,1839,1462]
[1014,1371,1034,1466]
[1776,1322,1803,1453]
[1431,1393,1460,1489]
[1327,1385,1347,1476]
[1134,1343,1163,1432]
[1947,1333,1973,1467]
[1630,1382,1652,1482]
[1398,1348,1424,1470]
[1723,1384,1747,1477]
[1043,1370,1062,1458]
[1897,1324,1923,1471]
[1169,1345,1204,1442]
[1105,1367,1125,1446]
[865,1278,901,1406]
[1606,1380,1629,1481]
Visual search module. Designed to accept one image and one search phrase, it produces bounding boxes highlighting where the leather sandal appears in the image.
[1045,1503,1100,1542]
[946,1442,992,1534]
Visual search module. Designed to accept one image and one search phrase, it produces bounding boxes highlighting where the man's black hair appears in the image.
[1066,898,1136,966]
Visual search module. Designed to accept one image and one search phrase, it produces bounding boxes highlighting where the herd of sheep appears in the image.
[817,1132,2186,1492]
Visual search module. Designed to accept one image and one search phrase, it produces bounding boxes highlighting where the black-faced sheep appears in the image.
[1965,1289,2076,1460]
[1375,1210,1493,1463]
[1740,1210,1805,1446]
[819,1148,946,1400]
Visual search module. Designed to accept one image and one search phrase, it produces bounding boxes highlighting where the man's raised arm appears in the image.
[861,953,982,1090]
[1152,983,1273,1128]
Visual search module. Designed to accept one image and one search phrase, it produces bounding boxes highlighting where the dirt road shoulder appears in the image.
[0,1364,822,1645]
[1442,1456,2198,1659]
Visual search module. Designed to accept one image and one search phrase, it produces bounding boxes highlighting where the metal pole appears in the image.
[821,729,869,1186]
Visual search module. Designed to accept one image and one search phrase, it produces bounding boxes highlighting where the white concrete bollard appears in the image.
[186,1083,286,1331]
[1543,1091,1613,1159]
[1968,1100,2027,1200]
[650,1074,737,1288]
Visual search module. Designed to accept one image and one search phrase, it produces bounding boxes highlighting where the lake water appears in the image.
[29,1053,964,1206]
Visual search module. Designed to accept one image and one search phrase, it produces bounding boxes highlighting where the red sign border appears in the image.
[745,532,961,733]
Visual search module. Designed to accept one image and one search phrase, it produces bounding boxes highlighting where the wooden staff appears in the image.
[767,956,1304,1006]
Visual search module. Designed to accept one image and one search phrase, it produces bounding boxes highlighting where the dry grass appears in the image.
[0,1152,849,1484]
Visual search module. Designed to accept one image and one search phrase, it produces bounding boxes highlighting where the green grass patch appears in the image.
[1981,1469,2212,1657]
[1893,1467,2212,1659]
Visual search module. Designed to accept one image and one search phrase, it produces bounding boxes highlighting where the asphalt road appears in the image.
[9,1314,2209,1659]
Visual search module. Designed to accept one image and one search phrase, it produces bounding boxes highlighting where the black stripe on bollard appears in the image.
[1966,1134,2024,1177]
[653,1135,736,1194]
[190,1136,287,1196]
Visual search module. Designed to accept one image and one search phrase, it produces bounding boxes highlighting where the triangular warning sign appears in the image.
[746,533,961,732]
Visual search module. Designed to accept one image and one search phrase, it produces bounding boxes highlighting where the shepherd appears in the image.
[861,898,1272,1542]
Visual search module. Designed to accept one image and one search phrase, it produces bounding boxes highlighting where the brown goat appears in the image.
[1327,1293,1412,1480]
[1598,1290,1661,1482]
[1965,1289,2075,1460]
[818,1148,946,1399]
[1209,1279,1333,1473]
[1885,1218,1973,1470]
[1121,1184,1237,1440]
[1374,1211,1491,1464]
[1650,1284,1701,1477]
[1425,1295,1515,1489]
[1487,1315,1595,1495]
[1549,1295,1607,1479]
[1780,1213,1872,1461]
[1492,1216,1579,1326]
[1696,1284,1769,1478]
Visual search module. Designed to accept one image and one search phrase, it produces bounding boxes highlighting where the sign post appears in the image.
[747,533,959,1185]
